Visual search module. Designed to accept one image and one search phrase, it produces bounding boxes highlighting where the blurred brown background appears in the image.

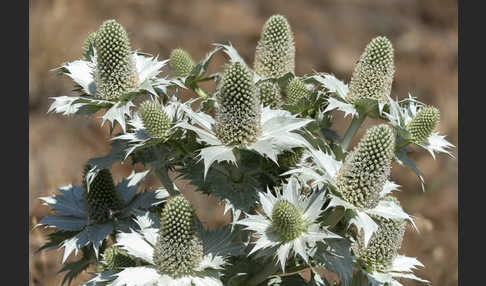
[29,0,458,285]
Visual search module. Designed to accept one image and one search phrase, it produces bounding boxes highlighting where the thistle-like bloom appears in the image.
[347,36,395,104]
[286,78,309,105]
[335,124,395,210]
[83,164,125,223]
[215,62,261,146]
[277,147,305,168]
[406,106,440,145]
[94,19,140,100]
[105,208,241,286]
[254,15,295,78]
[139,100,172,141]
[170,48,195,78]
[103,246,137,273]
[83,32,97,61]
[36,169,168,263]
[257,81,282,109]
[236,178,341,271]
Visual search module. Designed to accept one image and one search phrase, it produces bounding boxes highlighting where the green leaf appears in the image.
[58,247,96,286]
[313,239,354,286]
[185,46,222,87]
[395,147,425,191]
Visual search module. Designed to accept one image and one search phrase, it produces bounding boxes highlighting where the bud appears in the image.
[257,81,282,109]
[352,213,405,271]
[406,106,440,144]
[83,165,125,223]
[153,196,204,278]
[82,32,97,61]
[170,48,195,78]
[139,100,171,141]
[278,147,305,168]
[254,15,295,78]
[271,200,305,242]
[286,78,309,105]
[335,124,395,209]
[347,36,394,104]
[104,246,136,273]
[94,19,139,100]
[215,62,261,146]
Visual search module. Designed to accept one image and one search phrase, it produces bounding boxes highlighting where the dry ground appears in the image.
[29,1,458,285]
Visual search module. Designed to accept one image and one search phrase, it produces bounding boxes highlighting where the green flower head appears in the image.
[335,124,395,209]
[169,48,195,78]
[82,32,97,61]
[278,147,305,168]
[104,246,136,273]
[257,81,282,109]
[352,214,405,272]
[94,19,139,100]
[406,106,440,144]
[271,199,306,242]
[83,164,125,223]
[347,36,395,104]
[153,195,204,278]
[254,14,295,78]
[286,77,309,105]
[139,100,171,141]
[215,62,261,146]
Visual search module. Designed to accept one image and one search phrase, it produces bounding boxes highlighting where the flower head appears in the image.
[406,106,440,144]
[83,164,125,224]
[347,36,394,104]
[94,19,140,100]
[103,246,137,273]
[215,62,261,146]
[335,124,395,209]
[277,147,305,169]
[286,78,309,105]
[237,178,340,271]
[257,81,282,109]
[139,100,172,141]
[254,15,295,78]
[170,48,195,78]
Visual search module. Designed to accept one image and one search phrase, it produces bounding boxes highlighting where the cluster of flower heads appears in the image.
[36,13,454,286]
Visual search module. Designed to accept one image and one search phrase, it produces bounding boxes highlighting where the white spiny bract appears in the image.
[170,48,195,78]
[94,19,140,100]
[257,81,283,108]
[139,100,172,141]
[215,62,261,146]
[335,124,395,210]
[406,106,440,144]
[254,15,295,78]
[286,77,309,105]
[236,178,341,272]
[38,15,451,286]
[153,196,204,278]
[347,36,395,104]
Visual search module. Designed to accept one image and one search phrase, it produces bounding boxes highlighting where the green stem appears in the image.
[246,262,280,286]
[395,139,411,151]
[154,167,178,196]
[341,112,367,151]
[193,86,209,99]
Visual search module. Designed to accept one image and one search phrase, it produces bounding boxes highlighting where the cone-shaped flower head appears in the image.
[94,19,139,100]
[104,246,136,273]
[82,32,97,61]
[153,195,204,278]
[286,78,309,105]
[278,147,305,168]
[352,208,405,272]
[347,36,395,104]
[215,62,261,146]
[83,164,125,223]
[170,48,195,78]
[335,124,395,209]
[271,199,306,242]
[406,106,440,144]
[139,100,171,140]
[254,15,295,78]
[257,81,282,108]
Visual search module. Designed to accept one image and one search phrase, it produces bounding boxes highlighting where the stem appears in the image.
[395,139,411,151]
[193,86,209,99]
[154,167,178,196]
[341,112,367,151]
[246,262,280,286]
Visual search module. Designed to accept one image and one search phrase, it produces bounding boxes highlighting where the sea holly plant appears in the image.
[33,14,453,286]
